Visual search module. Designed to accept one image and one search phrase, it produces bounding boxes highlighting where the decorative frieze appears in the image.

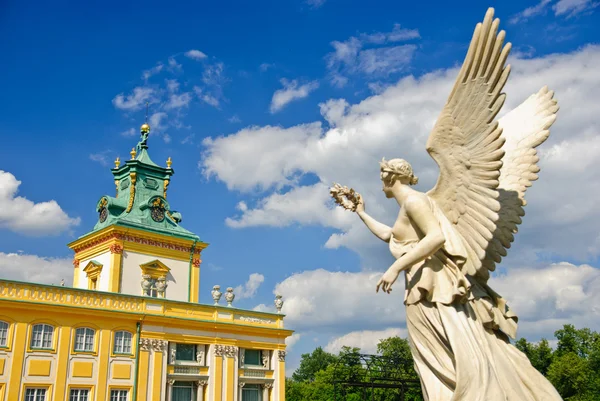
[238,316,276,325]
[278,350,286,362]
[72,231,203,255]
[140,338,167,352]
[109,244,124,254]
[214,344,238,358]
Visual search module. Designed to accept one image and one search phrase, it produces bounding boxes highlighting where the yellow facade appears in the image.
[0,280,292,400]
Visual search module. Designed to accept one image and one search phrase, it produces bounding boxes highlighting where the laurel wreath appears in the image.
[330,183,361,212]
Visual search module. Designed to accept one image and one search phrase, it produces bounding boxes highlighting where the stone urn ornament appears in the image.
[211,285,222,305]
[141,274,152,294]
[274,294,284,313]
[225,287,235,307]
[155,277,167,296]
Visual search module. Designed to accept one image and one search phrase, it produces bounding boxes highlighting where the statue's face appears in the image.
[380,172,395,198]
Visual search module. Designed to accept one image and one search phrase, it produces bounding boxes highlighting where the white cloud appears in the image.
[0,252,73,286]
[228,115,241,123]
[306,0,326,8]
[193,86,220,108]
[163,133,172,144]
[270,79,319,113]
[286,333,302,350]
[326,24,419,86]
[120,128,136,137]
[165,92,192,110]
[553,0,599,17]
[259,63,275,72]
[142,63,164,81]
[233,273,265,300]
[185,49,208,61]
[166,79,180,93]
[149,112,168,131]
[0,171,80,236]
[112,87,154,110]
[89,151,111,166]
[202,45,600,263]
[168,56,182,72]
[325,327,408,354]
[274,269,405,332]
[510,0,553,24]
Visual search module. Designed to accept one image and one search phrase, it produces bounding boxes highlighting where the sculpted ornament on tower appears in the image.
[330,8,562,401]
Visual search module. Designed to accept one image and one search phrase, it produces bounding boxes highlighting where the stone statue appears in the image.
[331,8,562,401]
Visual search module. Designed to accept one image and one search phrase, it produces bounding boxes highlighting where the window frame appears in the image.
[23,387,49,401]
[109,388,130,401]
[29,323,56,351]
[0,320,9,348]
[112,330,133,355]
[73,327,96,353]
[69,388,91,401]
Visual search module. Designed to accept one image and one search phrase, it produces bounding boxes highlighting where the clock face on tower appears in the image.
[99,207,108,223]
[151,207,165,222]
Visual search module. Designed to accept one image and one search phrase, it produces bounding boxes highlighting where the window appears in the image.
[74,328,95,352]
[144,278,158,298]
[172,381,195,401]
[69,389,90,401]
[241,384,262,401]
[244,349,261,366]
[110,390,128,401]
[113,331,132,354]
[0,321,8,347]
[31,324,54,349]
[25,388,47,401]
[175,344,196,361]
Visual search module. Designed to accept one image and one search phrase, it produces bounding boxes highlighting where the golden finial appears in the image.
[114,157,121,169]
[130,148,137,159]
[166,157,172,169]
[140,102,150,134]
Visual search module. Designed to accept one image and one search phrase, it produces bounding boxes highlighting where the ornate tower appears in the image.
[68,122,207,302]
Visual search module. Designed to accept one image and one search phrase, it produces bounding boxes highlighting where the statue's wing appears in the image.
[481,87,558,274]
[426,8,509,278]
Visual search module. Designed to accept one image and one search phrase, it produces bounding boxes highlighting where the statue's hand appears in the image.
[355,194,365,214]
[376,266,400,294]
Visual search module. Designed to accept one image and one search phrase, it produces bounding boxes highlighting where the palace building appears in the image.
[0,122,292,401]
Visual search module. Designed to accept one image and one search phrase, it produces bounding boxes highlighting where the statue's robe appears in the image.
[391,197,562,401]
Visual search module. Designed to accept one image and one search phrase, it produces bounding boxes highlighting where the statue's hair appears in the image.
[379,158,419,186]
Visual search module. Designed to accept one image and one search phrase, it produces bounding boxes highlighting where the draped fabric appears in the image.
[172,382,195,401]
[390,198,563,401]
[242,385,262,401]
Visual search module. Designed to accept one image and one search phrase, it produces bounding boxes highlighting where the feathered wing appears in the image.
[426,7,510,279]
[481,87,559,273]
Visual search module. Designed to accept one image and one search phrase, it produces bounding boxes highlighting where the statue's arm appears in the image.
[355,195,392,242]
[390,195,445,273]
[357,210,393,242]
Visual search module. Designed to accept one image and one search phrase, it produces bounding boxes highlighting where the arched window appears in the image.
[31,324,54,349]
[113,331,132,354]
[0,321,8,347]
[74,327,95,352]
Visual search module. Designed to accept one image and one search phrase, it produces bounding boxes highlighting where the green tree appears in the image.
[292,346,338,383]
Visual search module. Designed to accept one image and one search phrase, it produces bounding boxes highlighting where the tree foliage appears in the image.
[287,325,600,400]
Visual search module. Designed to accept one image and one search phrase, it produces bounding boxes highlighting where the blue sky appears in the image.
[1,0,599,373]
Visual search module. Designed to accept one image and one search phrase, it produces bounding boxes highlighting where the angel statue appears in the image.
[330,8,562,401]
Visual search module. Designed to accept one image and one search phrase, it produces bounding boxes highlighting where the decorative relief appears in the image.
[170,344,176,364]
[192,258,201,267]
[238,382,245,388]
[278,350,286,362]
[196,350,204,364]
[197,380,207,387]
[238,316,275,325]
[140,338,167,352]
[125,172,137,213]
[144,177,159,189]
[72,258,80,268]
[214,344,237,358]
[225,345,238,358]
[214,344,226,357]
[167,379,175,386]
[109,244,124,254]
[261,350,270,368]
[164,179,170,198]
[262,383,273,389]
